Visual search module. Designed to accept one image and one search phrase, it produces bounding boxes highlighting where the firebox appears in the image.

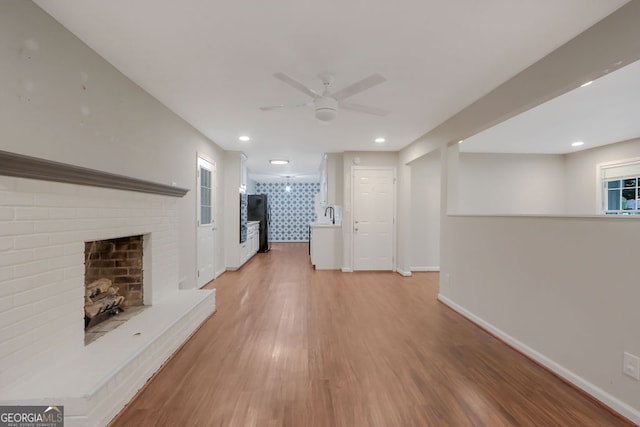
[84,235,144,329]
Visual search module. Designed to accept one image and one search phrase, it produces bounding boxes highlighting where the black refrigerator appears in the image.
[247,194,270,252]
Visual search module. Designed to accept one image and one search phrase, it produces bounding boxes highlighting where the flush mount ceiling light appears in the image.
[238,135,251,142]
[374,137,385,143]
[571,141,584,147]
[270,159,289,165]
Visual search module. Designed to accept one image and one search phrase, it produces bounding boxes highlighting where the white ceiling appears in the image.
[461,58,640,154]
[34,0,629,180]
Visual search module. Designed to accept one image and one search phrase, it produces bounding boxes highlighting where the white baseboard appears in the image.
[437,294,640,426]
[397,269,412,277]
[411,266,440,272]
[341,267,353,273]
[215,268,226,279]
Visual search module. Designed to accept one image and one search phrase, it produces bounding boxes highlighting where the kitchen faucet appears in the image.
[324,206,335,224]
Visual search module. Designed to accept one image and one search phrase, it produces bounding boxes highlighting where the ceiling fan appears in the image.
[260,72,388,121]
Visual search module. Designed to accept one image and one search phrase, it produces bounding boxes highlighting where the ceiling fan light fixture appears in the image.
[315,107,337,122]
[314,96,338,121]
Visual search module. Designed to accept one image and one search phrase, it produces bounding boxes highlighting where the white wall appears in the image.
[439,214,640,423]
[0,1,225,289]
[564,137,640,214]
[409,150,440,270]
[393,4,640,422]
[457,153,565,215]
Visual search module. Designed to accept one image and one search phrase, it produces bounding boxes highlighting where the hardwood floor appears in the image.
[110,243,632,426]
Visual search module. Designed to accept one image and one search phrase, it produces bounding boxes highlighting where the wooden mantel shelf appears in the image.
[0,150,189,197]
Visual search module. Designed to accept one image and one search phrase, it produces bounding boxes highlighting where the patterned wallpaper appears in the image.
[254,182,319,241]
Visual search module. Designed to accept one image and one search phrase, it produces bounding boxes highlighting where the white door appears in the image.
[353,168,395,270]
[197,157,216,287]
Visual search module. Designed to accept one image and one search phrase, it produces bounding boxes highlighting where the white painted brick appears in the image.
[14,260,50,278]
[0,330,33,359]
[13,234,49,250]
[50,230,88,245]
[0,267,14,282]
[48,207,85,219]
[63,243,83,256]
[34,245,64,260]
[34,219,79,233]
[0,304,33,329]
[15,179,52,194]
[26,270,64,291]
[0,207,15,221]
[1,192,34,207]
[0,177,17,191]
[0,221,34,237]
[64,265,84,280]
[0,295,12,312]
[15,207,49,220]
[48,254,81,270]
[0,238,13,252]
[0,250,34,268]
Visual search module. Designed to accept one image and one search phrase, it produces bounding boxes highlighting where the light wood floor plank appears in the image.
[110,242,632,426]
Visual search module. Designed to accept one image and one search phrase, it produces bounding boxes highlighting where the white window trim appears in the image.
[596,156,640,214]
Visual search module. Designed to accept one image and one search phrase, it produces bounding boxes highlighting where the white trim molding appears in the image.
[397,269,412,277]
[411,266,440,272]
[438,294,640,426]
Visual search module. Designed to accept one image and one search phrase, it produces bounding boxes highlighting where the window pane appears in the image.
[608,180,620,189]
[199,167,213,225]
[623,178,636,187]
[608,189,620,210]
[622,188,635,200]
[201,206,211,224]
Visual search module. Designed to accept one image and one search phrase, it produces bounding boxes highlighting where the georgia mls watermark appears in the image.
[0,406,63,427]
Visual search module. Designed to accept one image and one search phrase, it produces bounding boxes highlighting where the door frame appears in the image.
[196,154,217,287]
[350,166,397,272]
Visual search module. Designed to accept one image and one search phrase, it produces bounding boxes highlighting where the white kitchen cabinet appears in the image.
[310,224,342,270]
[247,221,259,257]
[240,152,248,193]
[318,153,343,206]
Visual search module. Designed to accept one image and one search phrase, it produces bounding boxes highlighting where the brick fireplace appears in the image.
[84,235,146,336]
[85,235,144,308]
[0,169,216,427]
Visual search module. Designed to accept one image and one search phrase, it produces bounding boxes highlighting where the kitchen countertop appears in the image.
[310,222,342,227]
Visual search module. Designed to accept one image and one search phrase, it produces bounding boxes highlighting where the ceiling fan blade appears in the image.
[260,102,311,111]
[339,102,389,117]
[331,74,386,101]
[273,72,321,99]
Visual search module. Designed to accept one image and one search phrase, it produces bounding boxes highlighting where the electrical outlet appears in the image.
[623,352,640,380]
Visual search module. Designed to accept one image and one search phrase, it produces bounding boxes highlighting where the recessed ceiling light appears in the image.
[458,140,464,144]
[239,135,251,142]
[270,159,289,165]
[571,141,584,147]
[580,81,593,88]
[374,137,385,143]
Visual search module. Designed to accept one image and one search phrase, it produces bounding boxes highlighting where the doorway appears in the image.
[352,167,395,270]
[197,156,216,287]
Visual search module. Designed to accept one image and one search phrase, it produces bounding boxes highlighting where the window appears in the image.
[200,166,212,225]
[600,158,640,215]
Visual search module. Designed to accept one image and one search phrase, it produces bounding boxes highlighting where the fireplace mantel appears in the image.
[0,150,189,197]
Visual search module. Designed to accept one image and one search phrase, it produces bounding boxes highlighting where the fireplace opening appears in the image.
[84,235,145,343]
